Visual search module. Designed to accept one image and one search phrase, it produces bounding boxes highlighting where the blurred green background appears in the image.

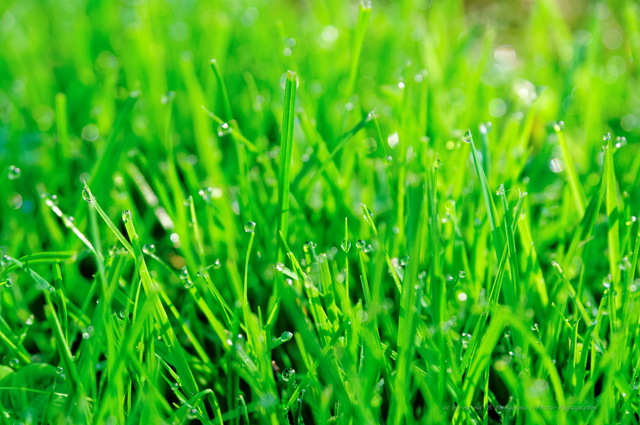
[2,0,639,237]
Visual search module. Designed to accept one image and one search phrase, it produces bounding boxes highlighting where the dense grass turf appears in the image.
[2,0,640,423]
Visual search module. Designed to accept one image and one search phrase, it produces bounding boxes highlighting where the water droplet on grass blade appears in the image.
[549,158,564,173]
[244,221,256,233]
[213,259,221,269]
[282,368,295,382]
[280,331,293,342]
[8,165,21,180]
[553,121,565,132]
[479,122,492,134]
[276,262,285,272]
[459,271,466,279]
[81,188,94,202]
[356,240,366,250]
[217,122,232,137]
[142,244,156,254]
[387,132,399,148]
[362,137,377,153]
[341,239,351,252]
[43,193,58,207]
[179,267,193,288]
[56,366,64,374]
[1,255,10,267]
[122,210,132,223]
[160,91,175,105]
[433,157,442,169]
[463,129,472,143]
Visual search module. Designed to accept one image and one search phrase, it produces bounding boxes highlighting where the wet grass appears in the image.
[1,0,640,423]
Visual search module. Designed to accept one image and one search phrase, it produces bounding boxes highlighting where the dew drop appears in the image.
[340,239,352,252]
[142,244,156,255]
[459,270,466,279]
[8,165,21,180]
[362,137,377,154]
[81,187,94,202]
[276,262,285,272]
[280,331,293,342]
[282,368,295,382]
[217,122,232,137]
[463,129,472,143]
[244,221,256,233]
[160,91,175,105]
[549,158,564,173]
[43,193,59,207]
[479,122,492,134]
[356,240,366,250]
[553,121,565,132]
[212,259,221,270]
[433,157,442,169]
[1,255,10,267]
[122,210,132,223]
[56,366,64,374]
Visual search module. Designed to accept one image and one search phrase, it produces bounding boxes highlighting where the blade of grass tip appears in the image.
[75,92,138,219]
[346,0,372,98]
[464,130,505,250]
[83,183,134,256]
[210,59,233,122]
[209,60,252,222]
[604,134,621,326]
[553,122,586,217]
[277,70,297,259]
[0,252,76,276]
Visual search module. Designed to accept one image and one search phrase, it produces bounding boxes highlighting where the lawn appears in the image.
[1,0,640,423]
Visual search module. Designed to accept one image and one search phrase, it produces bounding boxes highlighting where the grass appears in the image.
[1,0,640,423]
